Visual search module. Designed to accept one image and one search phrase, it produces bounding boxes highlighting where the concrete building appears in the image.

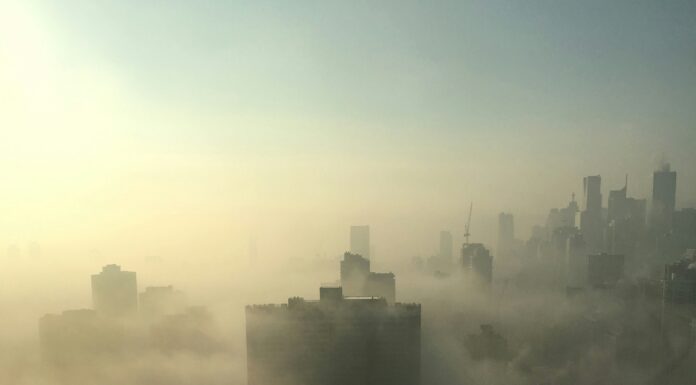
[245,287,421,385]
[91,264,137,317]
[663,251,696,304]
[39,309,126,365]
[461,243,493,284]
[350,225,370,260]
[587,253,624,288]
[651,164,677,235]
[340,252,395,303]
[581,175,604,253]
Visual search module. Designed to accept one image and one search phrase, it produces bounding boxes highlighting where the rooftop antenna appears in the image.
[464,202,473,245]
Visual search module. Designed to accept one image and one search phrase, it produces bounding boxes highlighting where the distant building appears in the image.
[139,286,186,319]
[581,175,604,253]
[365,273,396,304]
[566,233,587,287]
[91,264,138,317]
[587,253,624,288]
[673,209,696,252]
[245,287,421,385]
[651,164,677,235]
[461,243,493,284]
[340,252,395,303]
[350,225,370,260]
[439,230,453,262]
[605,178,646,266]
[498,213,514,258]
[340,252,371,297]
[663,251,696,304]
[39,309,125,365]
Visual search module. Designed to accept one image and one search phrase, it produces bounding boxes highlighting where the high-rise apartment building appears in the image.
[91,264,138,317]
[246,287,421,385]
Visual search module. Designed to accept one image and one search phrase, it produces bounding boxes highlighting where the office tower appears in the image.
[439,230,453,261]
[461,243,493,284]
[350,225,370,259]
[606,178,646,263]
[91,264,138,317]
[498,213,514,258]
[587,253,624,288]
[340,252,396,303]
[580,175,604,252]
[651,164,677,235]
[245,287,421,385]
[139,286,186,319]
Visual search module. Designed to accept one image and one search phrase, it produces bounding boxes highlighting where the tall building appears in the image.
[340,252,371,297]
[245,287,421,385]
[580,175,604,253]
[498,213,514,258]
[91,264,138,317]
[606,178,646,264]
[350,225,370,260]
[439,230,453,262]
[664,250,696,304]
[340,252,395,303]
[651,164,677,235]
[461,243,493,284]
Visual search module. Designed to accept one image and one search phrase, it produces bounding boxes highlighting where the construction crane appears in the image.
[463,202,473,245]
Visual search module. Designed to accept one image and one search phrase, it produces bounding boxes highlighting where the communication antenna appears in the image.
[463,202,473,245]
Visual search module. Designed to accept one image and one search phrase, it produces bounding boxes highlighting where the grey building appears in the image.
[245,287,420,385]
[340,252,395,303]
[91,264,138,317]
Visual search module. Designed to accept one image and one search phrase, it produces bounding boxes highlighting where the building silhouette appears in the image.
[651,164,677,235]
[663,250,696,304]
[91,264,138,317]
[439,230,453,263]
[245,287,420,385]
[350,225,371,260]
[498,213,514,258]
[340,252,395,303]
[461,243,493,285]
[580,175,604,252]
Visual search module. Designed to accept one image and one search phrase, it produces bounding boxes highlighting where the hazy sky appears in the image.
[1,0,695,263]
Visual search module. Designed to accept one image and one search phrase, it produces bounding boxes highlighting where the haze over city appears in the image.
[1,1,695,384]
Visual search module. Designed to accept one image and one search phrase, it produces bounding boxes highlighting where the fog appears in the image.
[2,0,696,384]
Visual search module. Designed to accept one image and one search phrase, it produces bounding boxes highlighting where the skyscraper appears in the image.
[439,230,453,261]
[651,164,677,235]
[91,264,138,317]
[580,175,604,252]
[498,213,514,258]
[350,225,370,259]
